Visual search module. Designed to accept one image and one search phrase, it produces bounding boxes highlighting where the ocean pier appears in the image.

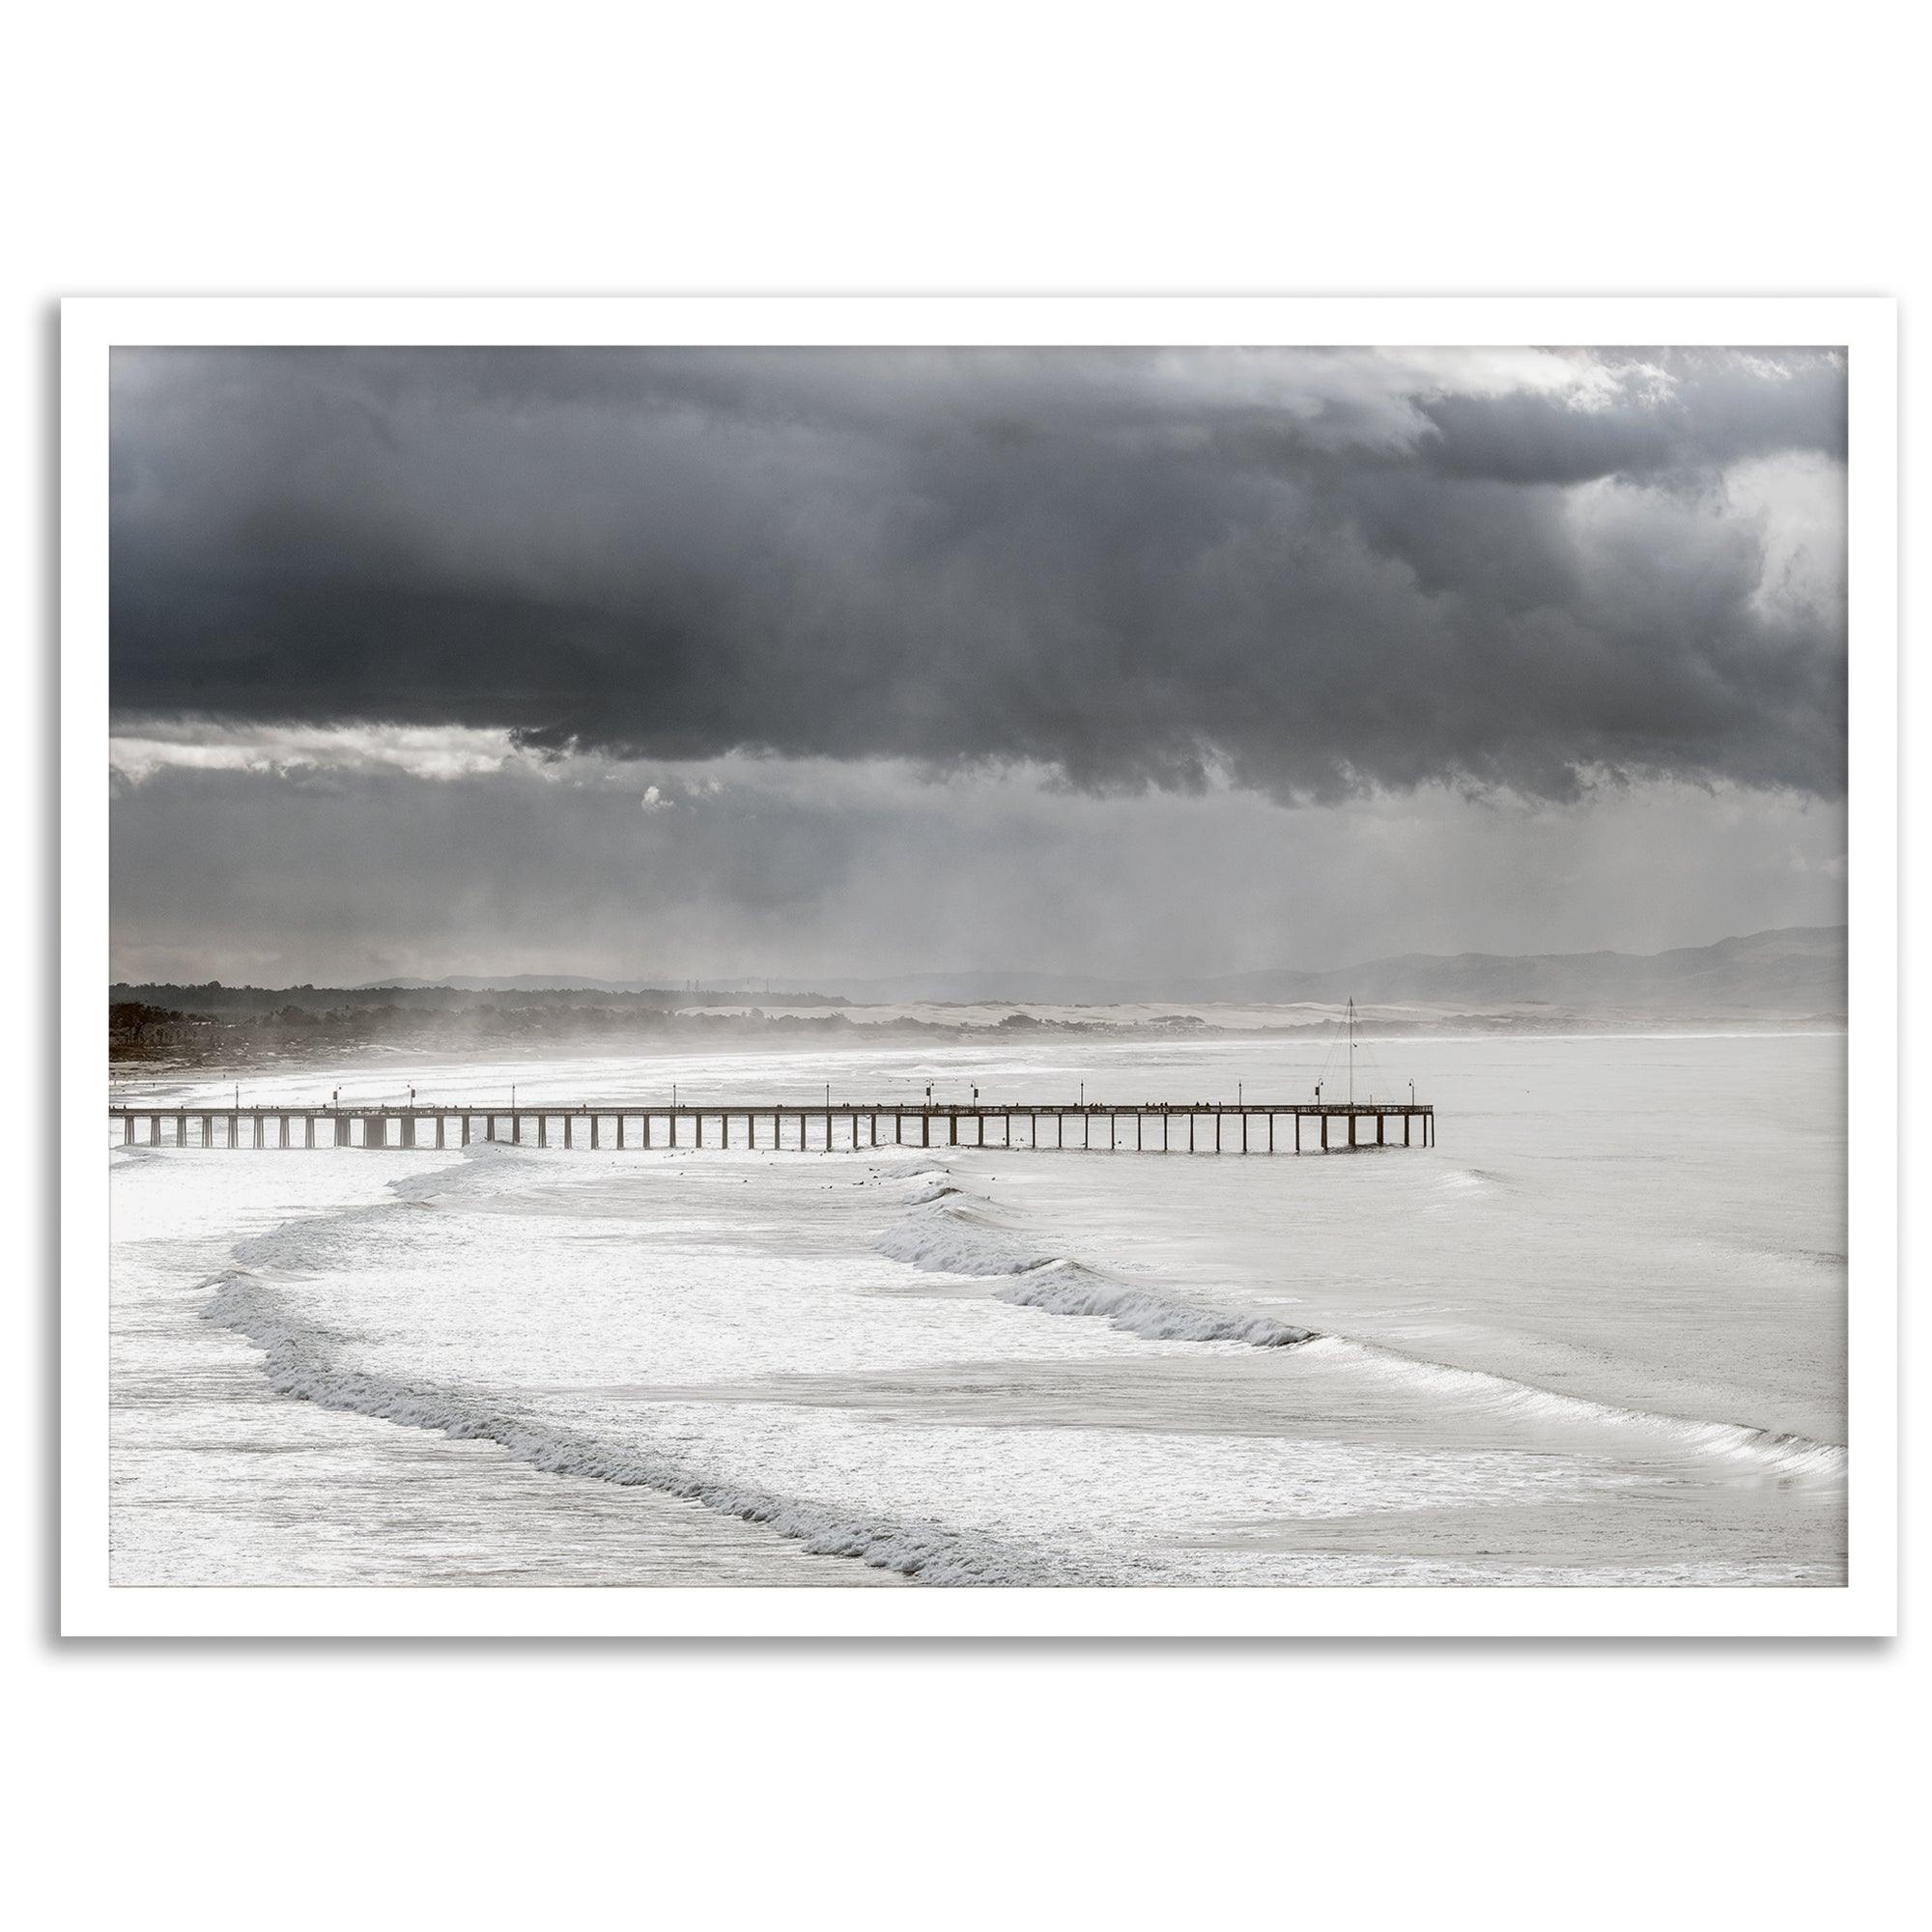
[107,1099,1435,1153]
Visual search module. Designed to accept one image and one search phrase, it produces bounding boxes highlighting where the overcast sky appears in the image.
[108,345,1847,986]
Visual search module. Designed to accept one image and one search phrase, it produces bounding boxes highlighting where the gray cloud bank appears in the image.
[110,346,1848,805]
[109,753,1846,987]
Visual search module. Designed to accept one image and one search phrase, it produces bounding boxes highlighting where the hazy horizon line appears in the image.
[109,920,1848,996]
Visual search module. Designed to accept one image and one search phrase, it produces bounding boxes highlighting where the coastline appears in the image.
[107,1030,1847,1588]
[108,1009,1851,1084]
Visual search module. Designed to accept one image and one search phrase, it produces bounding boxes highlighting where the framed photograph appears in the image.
[62,296,1897,1636]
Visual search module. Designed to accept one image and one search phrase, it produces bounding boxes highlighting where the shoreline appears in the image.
[106,1029,1848,1586]
[109,1014,1850,1084]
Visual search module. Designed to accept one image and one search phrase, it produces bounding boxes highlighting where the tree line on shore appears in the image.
[110,980,850,1015]
[110,997,860,1065]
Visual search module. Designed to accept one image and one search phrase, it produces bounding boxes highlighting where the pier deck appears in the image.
[107,1099,1435,1153]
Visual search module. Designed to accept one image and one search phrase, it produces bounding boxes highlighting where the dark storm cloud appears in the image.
[106,754,1850,987]
[109,346,1847,803]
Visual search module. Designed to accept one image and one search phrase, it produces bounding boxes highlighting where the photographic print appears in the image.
[71,301,1894,1633]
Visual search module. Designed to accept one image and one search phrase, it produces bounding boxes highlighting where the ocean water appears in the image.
[108,1032,1847,1586]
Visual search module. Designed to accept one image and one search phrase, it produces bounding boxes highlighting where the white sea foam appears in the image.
[883,1158,953,1181]
[1295,1335,1847,1476]
[875,1173,1843,1469]
[875,1189,1315,1347]
[995,1264,1316,1347]
[875,1199,1043,1277]
[113,1030,1848,1587]
[898,1175,961,1207]
[204,1260,1090,1587]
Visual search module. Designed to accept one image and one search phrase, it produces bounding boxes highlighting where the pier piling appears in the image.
[111,1097,1435,1158]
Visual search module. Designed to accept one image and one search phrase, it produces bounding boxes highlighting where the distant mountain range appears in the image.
[344,926,1847,1018]
[820,926,1846,1014]
[1176,924,1848,1014]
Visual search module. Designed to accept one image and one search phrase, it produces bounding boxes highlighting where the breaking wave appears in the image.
[877,1167,1844,1475]
[203,1151,1094,1587]
[997,1264,1316,1348]
[194,1138,1844,1594]
[875,1198,1044,1278]
[898,1174,963,1207]
[1294,1336,1847,1478]
[877,1189,1315,1348]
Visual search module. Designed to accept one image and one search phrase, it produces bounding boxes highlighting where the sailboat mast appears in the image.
[1348,996,1355,1107]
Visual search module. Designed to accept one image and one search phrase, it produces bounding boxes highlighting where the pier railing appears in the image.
[107,1100,1435,1153]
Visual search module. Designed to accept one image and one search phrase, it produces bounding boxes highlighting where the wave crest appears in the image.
[203,1267,1093,1586]
[875,1195,1316,1350]
[873,1176,1844,1474]
[997,1264,1316,1348]
[1298,1336,1848,1478]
